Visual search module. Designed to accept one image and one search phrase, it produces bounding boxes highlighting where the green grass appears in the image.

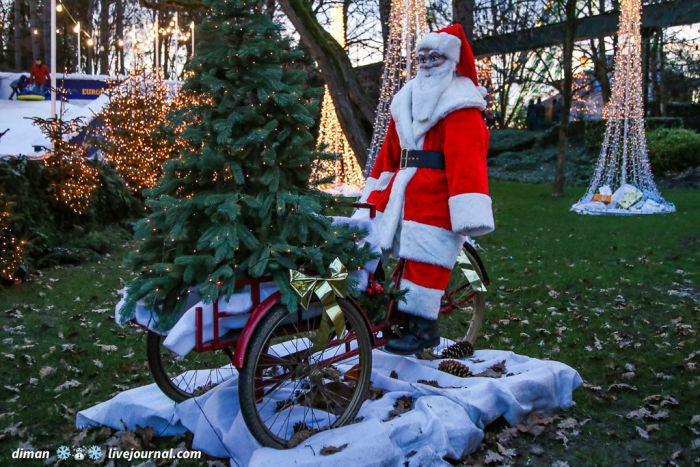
[0,182,698,466]
[439,182,700,466]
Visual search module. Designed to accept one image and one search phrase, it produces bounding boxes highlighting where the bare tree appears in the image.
[277,0,376,168]
[453,0,474,43]
[42,0,50,65]
[14,0,22,70]
[29,0,40,61]
[87,0,97,74]
[116,0,125,74]
[552,0,577,197]
[99,0,111,74]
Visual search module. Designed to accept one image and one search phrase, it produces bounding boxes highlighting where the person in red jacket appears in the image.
[30,59,50,95]
[355,24,494,354]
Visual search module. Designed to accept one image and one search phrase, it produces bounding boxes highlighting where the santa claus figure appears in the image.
[355,24,494,354]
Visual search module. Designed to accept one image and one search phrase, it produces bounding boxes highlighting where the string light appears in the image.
[98,65,201,193]
[312,5,364,192]
[364,0,427,177]
[574,0,675,214]
[0,198,24,281]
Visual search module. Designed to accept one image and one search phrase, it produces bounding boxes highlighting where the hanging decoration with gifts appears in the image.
[571,0,675,216]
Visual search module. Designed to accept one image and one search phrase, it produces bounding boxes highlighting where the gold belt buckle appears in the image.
[400,148,408,170]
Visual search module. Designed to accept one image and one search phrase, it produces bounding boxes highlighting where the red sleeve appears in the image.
[371,118,401,178]
[358,118,401,203]
[443,108,494,237]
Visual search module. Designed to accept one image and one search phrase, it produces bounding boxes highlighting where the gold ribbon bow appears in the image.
[290,258,348,352]
[456,249,487,295]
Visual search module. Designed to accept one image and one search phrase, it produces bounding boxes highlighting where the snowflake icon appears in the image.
[56,445,71,460]
[87,445,102,460]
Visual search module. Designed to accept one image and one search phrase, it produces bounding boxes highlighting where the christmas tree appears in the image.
[119,0,375,330]
[31,100,99,216]
[0,196,23,282]
[97,66,184,195]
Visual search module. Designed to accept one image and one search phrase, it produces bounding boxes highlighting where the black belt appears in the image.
[400,149,446,170]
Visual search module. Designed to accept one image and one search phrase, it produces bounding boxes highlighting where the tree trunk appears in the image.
[552,0,576,197]
[86,0,96,74]
[378,0,391,55]
[453,0,474,43]
[650,28,660,117]
[99,0,110,74]
[29,0,41,61]
[14,0,22,70]
[277,0,375,168]
[115,0,125,74]
[658,28,667,117]
[42,0,51,65]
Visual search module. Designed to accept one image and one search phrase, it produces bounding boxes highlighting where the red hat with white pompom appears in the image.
[416,24,479,86]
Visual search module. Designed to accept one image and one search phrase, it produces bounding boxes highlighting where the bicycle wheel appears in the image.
[415,242,489,359]
[147,331,237,403]
[239,299,372,449]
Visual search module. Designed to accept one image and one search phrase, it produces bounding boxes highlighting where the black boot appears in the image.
[385,315,440,355]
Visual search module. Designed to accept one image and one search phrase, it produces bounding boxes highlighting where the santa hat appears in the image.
[415,24,478,86]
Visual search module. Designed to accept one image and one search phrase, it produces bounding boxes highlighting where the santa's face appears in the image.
[417,49,447,71]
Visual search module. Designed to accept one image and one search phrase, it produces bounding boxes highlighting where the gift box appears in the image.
[618,187,643,209]
[592,194,612,204]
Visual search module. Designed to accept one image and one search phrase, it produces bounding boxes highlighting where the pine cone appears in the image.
[440,341,474,359]
[438,359,473,378]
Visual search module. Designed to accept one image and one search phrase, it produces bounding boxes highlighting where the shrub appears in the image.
[647,128,700,174]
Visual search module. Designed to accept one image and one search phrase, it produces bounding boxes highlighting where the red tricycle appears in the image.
[144,202,489,449]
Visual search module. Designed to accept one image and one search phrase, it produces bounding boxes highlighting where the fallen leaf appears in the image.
[385,396,413,421]
[320,444,348,456]
[627,408,652,419]
[558,418,577,430]
[54,380,80,392]
[483,450,505,464]
[636,426,650,439]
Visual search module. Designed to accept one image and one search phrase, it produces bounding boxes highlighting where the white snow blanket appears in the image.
[115,215,381,357]
[77,344,582,467]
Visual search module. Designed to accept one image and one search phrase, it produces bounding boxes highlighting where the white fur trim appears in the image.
[398,220,465,269]
[375,171,395,192]
[391,77,487,149]
[449,193,495,237]
[358,177,377,203]
[377,168,417,249]
[416,33,462,63]
[397,278,444,319]
[390,83,418,150]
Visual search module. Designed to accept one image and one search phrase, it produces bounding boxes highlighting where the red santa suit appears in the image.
[355,25,494,320]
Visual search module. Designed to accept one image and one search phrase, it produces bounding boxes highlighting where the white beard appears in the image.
[411,59,457,123]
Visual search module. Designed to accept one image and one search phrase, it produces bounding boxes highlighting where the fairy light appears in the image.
[0,199,23,281]
[575,0,675,214]
[98,65,201,193]
[313,5,364,192]
[31,88,99,214]
[363,0,427,178]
